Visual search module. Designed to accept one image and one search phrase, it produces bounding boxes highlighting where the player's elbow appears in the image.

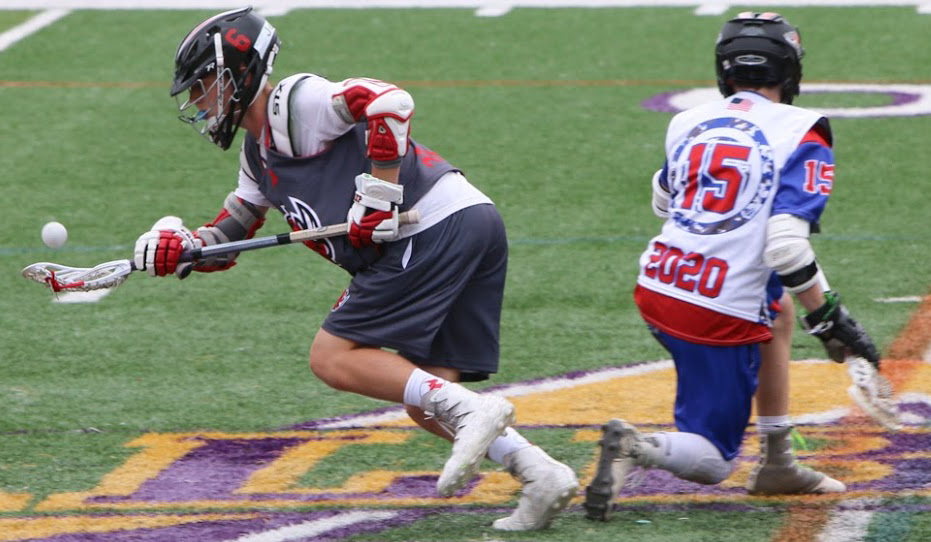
[763,214,814,275]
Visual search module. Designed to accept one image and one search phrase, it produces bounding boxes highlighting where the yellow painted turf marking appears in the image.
[0,492,32,513]
[238,431,411,494]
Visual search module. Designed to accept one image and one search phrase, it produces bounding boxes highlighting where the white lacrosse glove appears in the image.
[347,173,404,248]
[133,216,201,278]
[846,356,902,431]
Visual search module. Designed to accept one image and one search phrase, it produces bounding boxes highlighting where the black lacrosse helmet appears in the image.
[171,6,281,149]
[715,12,804,104]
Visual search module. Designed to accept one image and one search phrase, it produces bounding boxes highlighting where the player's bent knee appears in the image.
[680,457,735,485]
[405,404,427,424]
[308,343,343,389]
[307,350,334,385]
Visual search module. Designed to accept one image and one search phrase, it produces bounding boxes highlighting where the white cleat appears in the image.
[423,383,516,497]
[492,446,579,531]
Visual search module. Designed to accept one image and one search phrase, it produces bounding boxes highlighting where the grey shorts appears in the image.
[323,204,507,381]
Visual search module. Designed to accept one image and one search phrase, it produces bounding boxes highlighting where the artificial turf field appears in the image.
[1,3,930,541]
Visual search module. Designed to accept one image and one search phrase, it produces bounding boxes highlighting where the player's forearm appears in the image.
[794,282,826,313]
[371,165,400,183]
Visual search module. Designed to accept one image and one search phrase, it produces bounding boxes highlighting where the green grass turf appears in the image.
[348,508,786,541]
[0,11,34,31]
[0,5,929,541]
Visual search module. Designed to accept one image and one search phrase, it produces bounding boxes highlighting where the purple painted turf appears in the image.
[642,88,925,115]
[14,362,931,541]
[28,510,433,542]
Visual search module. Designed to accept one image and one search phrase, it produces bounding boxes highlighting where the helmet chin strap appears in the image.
[213,33,229,123]
[209,32,234,144]
[213,32,225,86]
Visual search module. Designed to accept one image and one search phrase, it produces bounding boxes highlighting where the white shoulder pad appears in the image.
[267,74,316,157]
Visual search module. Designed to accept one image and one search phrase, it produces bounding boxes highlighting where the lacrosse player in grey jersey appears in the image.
[132,7,577,531]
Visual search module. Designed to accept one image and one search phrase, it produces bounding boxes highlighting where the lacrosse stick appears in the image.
[23,210,420,293]
[845,355,902,431]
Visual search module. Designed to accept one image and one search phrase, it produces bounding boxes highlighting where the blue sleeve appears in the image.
[772,141,835,224]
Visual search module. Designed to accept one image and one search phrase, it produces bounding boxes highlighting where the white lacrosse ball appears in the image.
[41,221,68,249]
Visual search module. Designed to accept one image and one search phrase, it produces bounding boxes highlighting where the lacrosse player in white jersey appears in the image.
[131,7,577,530]
[584,12,884,520]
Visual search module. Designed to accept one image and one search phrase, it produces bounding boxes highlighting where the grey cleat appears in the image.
[583,419,654,521]
[492,446,579,531]
[746,426,846,495]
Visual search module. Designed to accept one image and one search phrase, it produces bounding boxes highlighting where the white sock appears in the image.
[402,368,450,407]
[487,427,533,464]
[756,415,792,436]
[645,432,733,485]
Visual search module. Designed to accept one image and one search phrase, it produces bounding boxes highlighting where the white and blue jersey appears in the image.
[634,91,836,459]
[636,91,834,346]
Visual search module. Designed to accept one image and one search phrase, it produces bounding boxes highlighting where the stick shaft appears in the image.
[183,210,419,262]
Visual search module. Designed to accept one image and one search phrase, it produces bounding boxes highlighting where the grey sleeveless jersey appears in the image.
[241,125,457,274]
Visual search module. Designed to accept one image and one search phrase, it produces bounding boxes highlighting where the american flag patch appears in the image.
[727,97,753,112]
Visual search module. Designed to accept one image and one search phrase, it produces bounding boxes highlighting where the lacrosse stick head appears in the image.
[22,260,134,293]
[846,355,903,431]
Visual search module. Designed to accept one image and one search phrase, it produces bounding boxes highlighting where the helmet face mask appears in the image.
[715,12,804,104]
[171,7,280,150]
[176,69,240,142]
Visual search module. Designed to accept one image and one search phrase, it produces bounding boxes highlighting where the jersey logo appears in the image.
[279,196,336,262]
[414,146,445,168]
[669,117,775,235]
[332,287,350,311]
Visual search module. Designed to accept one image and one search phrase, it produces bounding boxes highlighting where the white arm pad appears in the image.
[363,88,413,159]
[764,213,823,294]
[651,169,671,218]
[332,79,413,123]
[331,79,414,165]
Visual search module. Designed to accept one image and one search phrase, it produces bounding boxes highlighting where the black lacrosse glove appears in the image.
[800,291,881,368]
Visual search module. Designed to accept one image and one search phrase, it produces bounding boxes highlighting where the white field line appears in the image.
[223,511,397,542]
[817,510,876,542]
[0,9,69,53]
[0,2,925,48]
[874,296,925,303]
[2,0,930,11]
[316,361,674,429]
[817,499,883,542]
[317,359,864,429]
